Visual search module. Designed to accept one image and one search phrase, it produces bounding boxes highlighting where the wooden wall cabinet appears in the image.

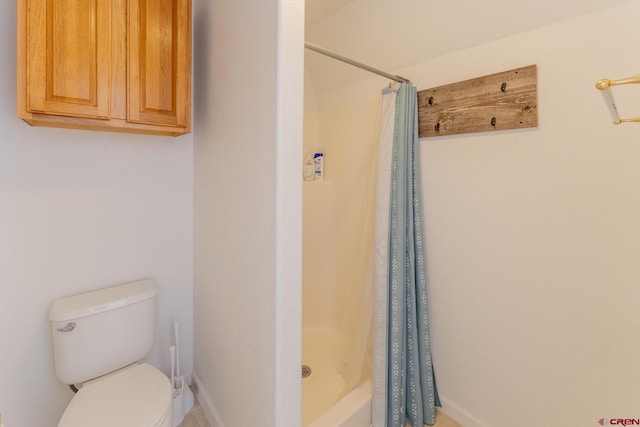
[17,0,192,137]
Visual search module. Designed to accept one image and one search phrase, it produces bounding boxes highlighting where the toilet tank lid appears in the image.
[49,279,158,322]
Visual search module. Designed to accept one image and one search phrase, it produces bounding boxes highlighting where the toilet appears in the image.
[49,279,173,427]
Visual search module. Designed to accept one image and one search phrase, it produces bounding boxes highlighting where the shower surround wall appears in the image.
[307,1,640,426]
[302,89,381,424]
[303,101,380,332]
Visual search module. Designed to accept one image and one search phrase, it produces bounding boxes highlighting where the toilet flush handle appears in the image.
[57,322,76,332]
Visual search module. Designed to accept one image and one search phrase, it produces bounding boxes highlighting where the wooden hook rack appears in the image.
[417,65,538,138]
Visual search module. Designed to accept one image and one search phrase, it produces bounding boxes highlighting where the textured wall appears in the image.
[192,0,303,426]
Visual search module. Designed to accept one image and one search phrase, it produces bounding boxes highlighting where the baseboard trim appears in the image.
[191,371,226,427]
[191,372,485,427]
[438,395,488,427]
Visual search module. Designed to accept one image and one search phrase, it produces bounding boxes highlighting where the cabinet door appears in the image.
[26,0,111,119]
[128,0,191,129]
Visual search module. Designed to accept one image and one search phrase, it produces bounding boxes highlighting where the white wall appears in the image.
[192,0,303,426]
[417,5,640,425]
[307,2,640,426]
[0,2,194,426]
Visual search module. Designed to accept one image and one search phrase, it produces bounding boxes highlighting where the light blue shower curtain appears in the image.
[373,83,439,427]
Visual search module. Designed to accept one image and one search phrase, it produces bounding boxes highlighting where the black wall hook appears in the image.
[491,117,497,126]
[501,82,507,92]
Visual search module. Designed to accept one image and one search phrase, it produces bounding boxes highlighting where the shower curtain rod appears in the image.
[305,41,411,84]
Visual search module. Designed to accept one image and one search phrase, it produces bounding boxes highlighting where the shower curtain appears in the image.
[372,83,440,427]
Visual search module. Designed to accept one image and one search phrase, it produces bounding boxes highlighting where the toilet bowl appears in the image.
[49,279,172,427]
[59,364,173,427]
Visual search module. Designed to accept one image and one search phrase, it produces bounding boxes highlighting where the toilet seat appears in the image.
[59,363,173,427]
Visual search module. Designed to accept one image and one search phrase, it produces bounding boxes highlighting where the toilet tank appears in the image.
[49,279,158,385]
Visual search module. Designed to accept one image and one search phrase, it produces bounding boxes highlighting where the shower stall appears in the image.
[301,101,378,426]
[302,39,441,427]
[302,101,376,427]
[301,43,412,426]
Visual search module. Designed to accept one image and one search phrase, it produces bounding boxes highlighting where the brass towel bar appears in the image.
[595,74,640,124]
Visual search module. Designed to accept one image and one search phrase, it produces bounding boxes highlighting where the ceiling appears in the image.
[304,0,633,96]
[305,0,356,27]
